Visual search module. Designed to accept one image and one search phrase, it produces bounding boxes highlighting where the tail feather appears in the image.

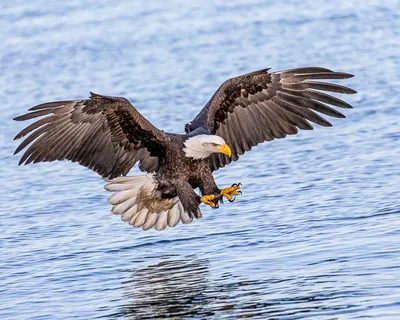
[132,208,149,228]
[111,197,136,215]
[104,174,201,231]
[167,205,181,228]
[143,212,158,231]
[108,189,136,205]
[155,211,168,231]
[122,204,138,222]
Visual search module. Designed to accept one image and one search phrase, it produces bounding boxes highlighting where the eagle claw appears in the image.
[231,183,242,187]
[220,183,242,202]
[201,194,217,208]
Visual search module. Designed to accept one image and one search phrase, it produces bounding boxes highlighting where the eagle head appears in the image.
[183,135,232,159]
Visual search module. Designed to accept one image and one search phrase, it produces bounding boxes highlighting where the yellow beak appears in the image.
[214,143,232,157]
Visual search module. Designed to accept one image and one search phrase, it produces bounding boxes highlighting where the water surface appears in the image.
[1,1,400,319]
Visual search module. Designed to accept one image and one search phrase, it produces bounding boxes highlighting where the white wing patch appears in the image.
[104,174,198,231]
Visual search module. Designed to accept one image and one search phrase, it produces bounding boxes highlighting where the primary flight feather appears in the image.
[14,67,356,231]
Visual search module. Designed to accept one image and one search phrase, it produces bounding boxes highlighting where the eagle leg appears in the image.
[200,194,219,209]
[220,183,242,202]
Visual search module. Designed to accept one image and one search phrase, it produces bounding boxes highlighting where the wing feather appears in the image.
[186,67,356,170]
[283,89,353,109]
[14,93,168,178]
[277,91,346,118]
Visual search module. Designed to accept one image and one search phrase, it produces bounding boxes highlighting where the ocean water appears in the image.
[1,1,399,319]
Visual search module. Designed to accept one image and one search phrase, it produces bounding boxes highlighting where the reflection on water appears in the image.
[115,256,367,319]
[120,256,211,319]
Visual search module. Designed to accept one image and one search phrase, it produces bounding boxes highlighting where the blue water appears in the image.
[1,1,400,319]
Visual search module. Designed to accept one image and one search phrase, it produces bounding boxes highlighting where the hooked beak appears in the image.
[214,143,232,158]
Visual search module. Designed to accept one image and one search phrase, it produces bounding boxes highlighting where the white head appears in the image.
[183,135,232,159]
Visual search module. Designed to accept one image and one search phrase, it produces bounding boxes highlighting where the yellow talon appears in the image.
[201,194,216,208]
[221,183,242,202]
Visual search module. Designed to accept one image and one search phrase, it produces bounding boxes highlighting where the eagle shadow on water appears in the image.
[13,67,356,231]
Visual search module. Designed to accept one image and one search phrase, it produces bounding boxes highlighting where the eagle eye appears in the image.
[211,143,218,147]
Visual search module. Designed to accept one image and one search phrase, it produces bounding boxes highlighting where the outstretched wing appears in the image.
[14,93,168,178]
[186,67,356,171]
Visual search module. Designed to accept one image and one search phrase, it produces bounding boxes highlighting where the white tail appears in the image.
[104,174,200,231]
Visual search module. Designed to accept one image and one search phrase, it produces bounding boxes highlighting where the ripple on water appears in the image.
[1,0,400,319]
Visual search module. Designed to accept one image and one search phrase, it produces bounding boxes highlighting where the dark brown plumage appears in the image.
[14,67,356,231]
[14,93,167,178]
[186,67,356,170]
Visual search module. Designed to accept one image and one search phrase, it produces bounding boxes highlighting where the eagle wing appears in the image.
[186,67,356,171]
[14,92,168,178]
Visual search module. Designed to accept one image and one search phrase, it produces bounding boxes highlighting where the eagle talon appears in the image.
[201,194,216,208]
[220,183,242,202]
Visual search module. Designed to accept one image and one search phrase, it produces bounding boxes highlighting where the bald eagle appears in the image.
[14,67,356,231]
